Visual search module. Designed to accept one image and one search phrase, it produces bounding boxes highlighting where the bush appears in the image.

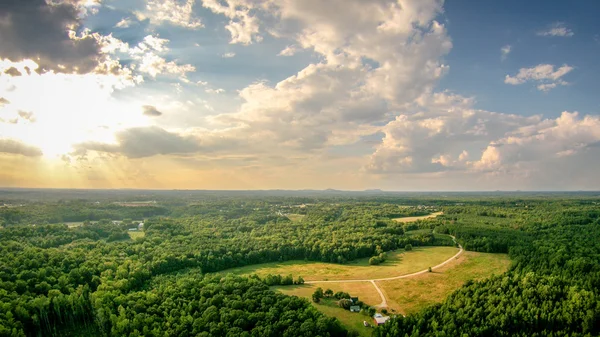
[405,244,413,251]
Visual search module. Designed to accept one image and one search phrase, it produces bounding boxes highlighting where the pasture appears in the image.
[378,251,511,315]
[218,246,459,281]
[393,211,443,222]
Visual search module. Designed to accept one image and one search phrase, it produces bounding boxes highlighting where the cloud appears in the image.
[0,138,43,157]
[201,0,451,156]
[202,0,262,45]
[17,111,36,123]
[0,0,104,74]
[4,67,22,76]
[471,112,600,173]
[537,22,574,37]
[278,45,299,57]
[205,88,225,94]
[0,97,10,106]
[365,92,541,174]
[115,17,136,28]
[500,45,511,61]
[99,34,195,78]
[141,0,203,29]
[73,126,201,158]
[222,52,236,58]
[505,64,573,91]
[142,105,162,117]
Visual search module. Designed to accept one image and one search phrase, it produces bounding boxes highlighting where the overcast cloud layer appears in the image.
[0,0,598,190]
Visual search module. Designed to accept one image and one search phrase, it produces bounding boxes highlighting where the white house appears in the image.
[373,313,390,325]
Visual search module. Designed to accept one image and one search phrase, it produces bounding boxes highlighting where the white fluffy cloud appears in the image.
[140,0,203,29]
[201,0,451,156]
[365,92,541,173]
[471,112,600,173]
[505,64,573,91]
[202,0,262,44]
[537,22,574,37]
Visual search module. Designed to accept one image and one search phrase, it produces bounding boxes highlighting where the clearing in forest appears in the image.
[219,246,459,281]
[393,211,443,222]
[378,251,511,315]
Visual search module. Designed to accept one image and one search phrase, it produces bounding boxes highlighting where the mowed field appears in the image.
[378,251,511,315]
[218,246,459,281]
[393,211,443,223]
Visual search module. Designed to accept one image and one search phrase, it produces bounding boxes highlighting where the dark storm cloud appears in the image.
[0,0,102,74]
[142,105,163,117]
[74,126,201,158]
[0,138,43,157]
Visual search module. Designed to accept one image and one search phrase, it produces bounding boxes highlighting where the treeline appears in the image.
[0,202,167,226]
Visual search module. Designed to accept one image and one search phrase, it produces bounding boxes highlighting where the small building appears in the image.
[350,306,360,312]
[373,313,390,326]
[138,222,144,230]
[128,228,138,231]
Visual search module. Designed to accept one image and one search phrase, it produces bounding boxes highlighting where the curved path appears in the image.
[305,235,463,308]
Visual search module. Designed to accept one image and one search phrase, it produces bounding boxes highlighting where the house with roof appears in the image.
[373,313,390,326]
[350,305,360,312]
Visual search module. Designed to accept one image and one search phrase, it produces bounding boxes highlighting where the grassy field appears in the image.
[218,246,459,281]
[393,211,443,223]
[378,251,511,315]
[128,231,145,240]
[286,214,305,222]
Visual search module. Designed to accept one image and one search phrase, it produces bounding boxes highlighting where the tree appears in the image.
[312,288,324,303]
[405,244,413,251]
[338,299,353,310]
[428,267,432,272]
[324,289,334,298]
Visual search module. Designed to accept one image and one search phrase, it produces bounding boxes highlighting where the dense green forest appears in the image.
[0,190,599,336]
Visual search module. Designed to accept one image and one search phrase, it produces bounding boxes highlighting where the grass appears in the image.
[217,246,459,281]
[393,212,443,223]
[275,281,382,307]
[128,231,145,240]
[313,300,374,337]
[377,251,511,315]
[286,214,306,222]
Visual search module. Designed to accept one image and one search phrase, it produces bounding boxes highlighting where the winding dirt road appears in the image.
[305,235,463,308]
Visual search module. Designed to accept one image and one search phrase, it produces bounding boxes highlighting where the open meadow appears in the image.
[218,246,459,281]
[393,211,443,222]
[378,251,511,315]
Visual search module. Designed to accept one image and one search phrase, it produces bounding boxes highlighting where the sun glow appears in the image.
[0,59,148,158]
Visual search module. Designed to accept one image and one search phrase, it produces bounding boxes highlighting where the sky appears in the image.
[0,0,599,191]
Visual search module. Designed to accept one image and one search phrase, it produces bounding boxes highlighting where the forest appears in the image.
[0,190,599,336]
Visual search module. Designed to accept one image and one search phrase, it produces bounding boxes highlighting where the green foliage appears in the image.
[376,200,600,336]
[404,244,413,251]
[2,191,599,336]
[338,299,353,310]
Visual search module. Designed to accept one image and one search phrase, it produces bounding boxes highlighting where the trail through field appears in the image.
[305,236,463,308]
